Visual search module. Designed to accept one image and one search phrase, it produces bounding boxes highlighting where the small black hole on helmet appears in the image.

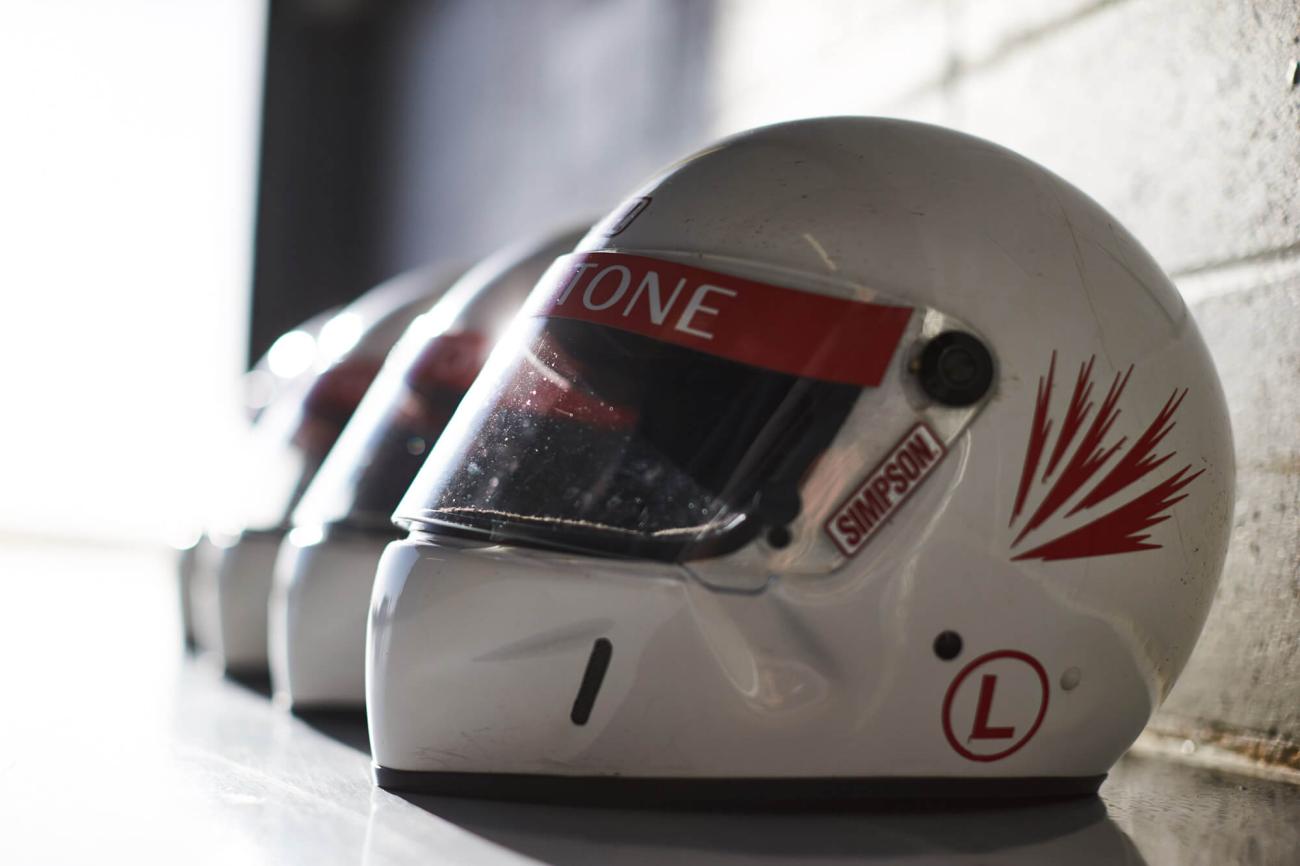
[766,526,792,549]
[918,332,994,407]
[933,630,963,661]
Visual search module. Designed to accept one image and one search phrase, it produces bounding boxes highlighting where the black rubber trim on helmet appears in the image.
[222,666,272,695]
[373,767,1106,809]
[317,519,405,544]
[237,526,291,541]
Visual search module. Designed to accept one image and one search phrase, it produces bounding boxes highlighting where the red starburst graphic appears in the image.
[1009,353,1201,562]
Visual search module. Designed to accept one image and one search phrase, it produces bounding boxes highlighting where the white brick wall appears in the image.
[946,0,1300,275]
[1168,261,1300,760]
[711,0,1300,767]
[710,0,952,131]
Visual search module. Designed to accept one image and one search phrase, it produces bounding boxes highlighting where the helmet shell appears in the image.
[368,118,1233,793]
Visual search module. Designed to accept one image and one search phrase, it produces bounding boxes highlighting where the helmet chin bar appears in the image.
[366,533,1148,800]
[269,526,390,709]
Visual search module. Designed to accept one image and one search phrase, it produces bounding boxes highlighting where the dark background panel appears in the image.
[248,0,715,366]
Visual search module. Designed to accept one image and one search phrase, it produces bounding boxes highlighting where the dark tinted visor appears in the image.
[395,252,926,564]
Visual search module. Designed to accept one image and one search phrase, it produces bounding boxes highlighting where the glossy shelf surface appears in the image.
[1,543,1295,865]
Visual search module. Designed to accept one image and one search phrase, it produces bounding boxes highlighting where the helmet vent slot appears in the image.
[570,638,614,725]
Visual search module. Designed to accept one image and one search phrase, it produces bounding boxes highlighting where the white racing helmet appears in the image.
[368,118,1233,803]
[270,226,587,710]
[191,263,466,676]
[176,308,339,650]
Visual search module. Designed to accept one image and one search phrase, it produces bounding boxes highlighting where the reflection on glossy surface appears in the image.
[317,312,364,364]
[0,545,532,866]
[0,543,1295,865]
[267,328,318,379]
[394,793,1144,865]
[1102,752,1300,866]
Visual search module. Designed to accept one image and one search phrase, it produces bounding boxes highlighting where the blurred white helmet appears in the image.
[175,308,339,649]
[269,226,586,710]
[368,118,1233,803]
[190,263,466,676]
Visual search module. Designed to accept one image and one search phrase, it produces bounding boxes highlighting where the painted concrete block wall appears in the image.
[1164,261,1300,766]
[945,0,1299,276]
[376,0,716,273]
[709,0,1300,769]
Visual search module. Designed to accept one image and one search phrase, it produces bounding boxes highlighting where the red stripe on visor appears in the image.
[527,252,913,388]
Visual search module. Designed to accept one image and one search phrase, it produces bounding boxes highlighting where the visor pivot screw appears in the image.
[933,630,963,660]
[918,332,994,406]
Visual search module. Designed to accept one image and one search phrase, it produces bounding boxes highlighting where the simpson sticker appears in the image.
[526,252,913,387]
[825,423,946,557]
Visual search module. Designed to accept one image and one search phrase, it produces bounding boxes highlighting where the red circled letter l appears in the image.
[968,674,1016,740]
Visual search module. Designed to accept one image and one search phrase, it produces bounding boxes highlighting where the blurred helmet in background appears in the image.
[270,224,587,710]
[241,306,339,424]
[175,306,338,650]
[191,263,467,676]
